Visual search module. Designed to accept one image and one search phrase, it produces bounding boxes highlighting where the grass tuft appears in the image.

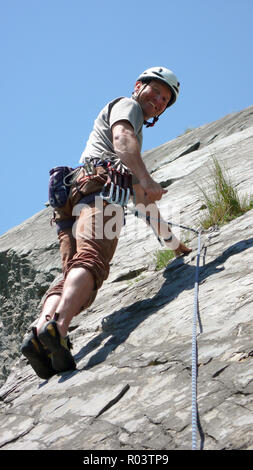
[198,156,253,230]
[154,249,174,271]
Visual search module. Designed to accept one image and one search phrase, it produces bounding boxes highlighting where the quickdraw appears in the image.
[99,160,133,207]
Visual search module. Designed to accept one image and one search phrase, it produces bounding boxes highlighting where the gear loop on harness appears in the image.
[99,157,134,207]
[63,155,133,209]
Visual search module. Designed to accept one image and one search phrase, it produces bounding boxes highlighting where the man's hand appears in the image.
[173,242,192,258]
[139,175,167,203]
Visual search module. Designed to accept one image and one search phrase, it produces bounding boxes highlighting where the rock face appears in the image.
[0,106,253,450]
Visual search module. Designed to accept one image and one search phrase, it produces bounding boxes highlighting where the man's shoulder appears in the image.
[103,96,140,111]
[109,97,143,136]
[109,96,143,119]
[112,96,140,108]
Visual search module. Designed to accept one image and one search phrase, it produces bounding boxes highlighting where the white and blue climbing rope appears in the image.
[192,230,202,450]
[130,206,204,449]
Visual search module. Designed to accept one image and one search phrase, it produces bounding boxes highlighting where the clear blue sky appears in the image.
[1,0,252,235]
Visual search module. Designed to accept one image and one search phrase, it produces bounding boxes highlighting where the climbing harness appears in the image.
[99,159,133,207]
[66,156,134,208]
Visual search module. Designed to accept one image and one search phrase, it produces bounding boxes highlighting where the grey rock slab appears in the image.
[1,106,253,449]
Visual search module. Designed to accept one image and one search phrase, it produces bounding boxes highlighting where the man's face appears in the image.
[134,79,172,120]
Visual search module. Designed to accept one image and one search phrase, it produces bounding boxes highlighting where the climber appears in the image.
[21,66,192,379]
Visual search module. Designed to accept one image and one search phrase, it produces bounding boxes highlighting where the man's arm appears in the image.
[112,120,191,256]
[112,120,166,203]
[133,182,192,257]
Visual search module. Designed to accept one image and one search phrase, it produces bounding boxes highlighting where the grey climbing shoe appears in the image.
[21,327,55,380]
[38,320,76,373]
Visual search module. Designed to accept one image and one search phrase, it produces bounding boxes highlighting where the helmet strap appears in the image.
[132,82,147,101]
[132,81,160,128]
[144,116,159,128]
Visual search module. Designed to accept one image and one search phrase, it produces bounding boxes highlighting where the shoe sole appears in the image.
[38,322,76,373]
[21,340,55,380]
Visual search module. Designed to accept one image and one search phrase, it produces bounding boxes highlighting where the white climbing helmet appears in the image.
[137,66,180,107]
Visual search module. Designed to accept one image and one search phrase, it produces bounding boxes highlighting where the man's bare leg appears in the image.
[37,267,94,338]
[36,294,61,333]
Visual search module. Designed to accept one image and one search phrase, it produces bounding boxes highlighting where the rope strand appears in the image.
[192,231,202,450]
[131,205,204,450]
